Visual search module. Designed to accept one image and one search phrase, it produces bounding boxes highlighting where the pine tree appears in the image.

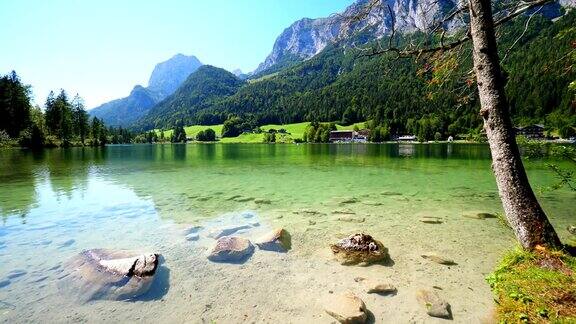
[0,71,32,137]
[71,94,89,144]
[44,91,57,135]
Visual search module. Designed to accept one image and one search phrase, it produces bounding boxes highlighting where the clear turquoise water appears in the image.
[0,144,573,323]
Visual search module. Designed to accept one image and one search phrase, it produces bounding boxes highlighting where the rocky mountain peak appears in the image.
[147,54,203,97]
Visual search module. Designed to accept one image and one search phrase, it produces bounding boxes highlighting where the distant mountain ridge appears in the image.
[89,54,202,127]
[132,65,244,130]
[254,0,574,74]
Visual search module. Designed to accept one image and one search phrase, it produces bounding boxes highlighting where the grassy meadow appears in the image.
[156,121,368,143]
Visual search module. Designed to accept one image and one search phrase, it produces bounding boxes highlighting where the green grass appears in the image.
[337,122,368,131]
[155,125,223,140]
[156,121,369,143]
[486,247,576,323]
[247,72,279,84]
[219,133,264,143]
[260,122,310,140]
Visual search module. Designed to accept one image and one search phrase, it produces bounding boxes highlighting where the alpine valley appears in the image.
[91,0,575,140]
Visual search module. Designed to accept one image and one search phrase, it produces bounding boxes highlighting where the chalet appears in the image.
[329,130,370,143]
[515,124,545,139]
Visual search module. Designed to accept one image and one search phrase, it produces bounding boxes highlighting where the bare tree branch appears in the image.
[352,0,554,59]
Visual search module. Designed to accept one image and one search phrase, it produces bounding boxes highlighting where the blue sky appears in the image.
[0,0,353,108]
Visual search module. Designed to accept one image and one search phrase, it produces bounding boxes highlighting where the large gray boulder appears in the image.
[207,236,254,262]
[59,249,159,302]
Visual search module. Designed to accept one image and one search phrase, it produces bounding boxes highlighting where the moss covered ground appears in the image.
[487,247,576,323]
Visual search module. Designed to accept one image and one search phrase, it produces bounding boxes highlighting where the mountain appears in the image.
[89,85,163,127]
[137,10,575,140]
[147,54,203,98]
[254,0,462,74]
[133,66,244,130]
[254,0,572,75]
[90,54,202,127]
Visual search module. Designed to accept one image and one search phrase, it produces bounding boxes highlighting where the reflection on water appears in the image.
[0,143,573,323]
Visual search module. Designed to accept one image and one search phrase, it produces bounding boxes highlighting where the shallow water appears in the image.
[0,144,574,323]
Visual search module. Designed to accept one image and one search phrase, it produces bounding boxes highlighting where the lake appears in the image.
[0,143,574,323]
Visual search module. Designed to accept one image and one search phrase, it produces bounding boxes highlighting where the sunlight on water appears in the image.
[0,144,573,323]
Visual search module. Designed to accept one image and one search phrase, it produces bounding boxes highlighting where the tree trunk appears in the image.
[468,0,561,249]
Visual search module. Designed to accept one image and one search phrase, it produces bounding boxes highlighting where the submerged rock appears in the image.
[255,228,291,252]
[333,210,356,215]
[0,280,10,288]
[568,225,576,235]
[6,270,26,280]
[254,198,272,205]
[339,197,360,204]
[381,191,402,196]
[184,226,202,241]
[330,233,388,265]
[337,216,366,223]
[355,277,396,295]
[207,236,254,262]
[419,217,443,224]
[324,291,368,324]
[421,253,457,265]
[463,212,498,220]
[416,289,451,319]
[59,249,159,302]
[234,196,255,202]
[207,224,253,239]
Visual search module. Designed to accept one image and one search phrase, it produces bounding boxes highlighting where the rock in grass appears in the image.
[416,289,451,319]
[207,236,254,262]
[59,249,159,302]
[355,277,396,294]
[330,233,388,265]
[324,291,368,324]
[568,225,576,235]
[419,217,443,224]
[421,253,457,265]
[255,228,291,252]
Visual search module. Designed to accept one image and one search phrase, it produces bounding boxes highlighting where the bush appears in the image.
[0,130,13,147]
[221,117,243,138]
[196,128,216,142]
[263,132,276,143]
[559,126,575,139]
[171,125,187,143]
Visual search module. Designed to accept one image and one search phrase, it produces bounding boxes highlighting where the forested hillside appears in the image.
[136,11,575,140]
[133,66,244,130]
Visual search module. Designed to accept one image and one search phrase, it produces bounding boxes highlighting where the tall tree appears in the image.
[44,91,57,135]
[71,94,89,144]
[352,0,561,249]
[90,117,107,146]
[54,90,73,144]
[0,71,32,137]
[468,0,560,248]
